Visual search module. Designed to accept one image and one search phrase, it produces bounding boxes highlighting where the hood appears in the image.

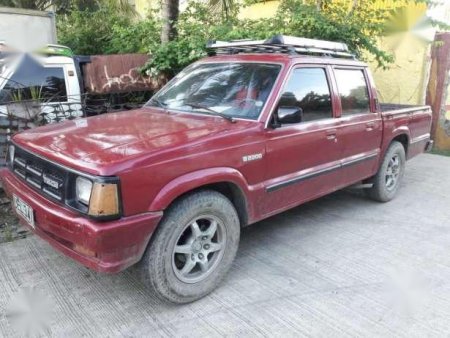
[13,108,245,175]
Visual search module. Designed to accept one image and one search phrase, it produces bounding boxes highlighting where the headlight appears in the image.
[8,145,14,164]
[75,176,93,205]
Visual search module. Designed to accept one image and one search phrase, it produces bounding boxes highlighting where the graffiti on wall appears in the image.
[102,65,154,92]
[82,54,163,95]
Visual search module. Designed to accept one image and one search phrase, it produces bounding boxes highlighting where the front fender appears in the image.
[148,167,252,212]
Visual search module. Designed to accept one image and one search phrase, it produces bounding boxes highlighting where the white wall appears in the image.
[0,7,56,51]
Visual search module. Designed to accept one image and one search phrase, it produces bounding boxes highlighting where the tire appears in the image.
[138,190,240,304]
[365,141,406,202]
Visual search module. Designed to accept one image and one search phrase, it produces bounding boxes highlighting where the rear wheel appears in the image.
[365,141,406,202]
[138,190,240,304]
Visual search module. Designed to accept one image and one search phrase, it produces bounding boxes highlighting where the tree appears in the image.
[160,0,238,43]
[208,0,236,20]
[57,5,131,55]
[160,0,180,43]
[144,0,443,78]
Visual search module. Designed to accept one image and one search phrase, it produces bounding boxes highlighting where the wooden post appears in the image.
[426,32,450,150]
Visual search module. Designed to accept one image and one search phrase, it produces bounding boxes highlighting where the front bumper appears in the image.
[1,168,163,273]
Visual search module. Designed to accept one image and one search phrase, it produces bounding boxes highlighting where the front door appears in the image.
[261,66,344,217]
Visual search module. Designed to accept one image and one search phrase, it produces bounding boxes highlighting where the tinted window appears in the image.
[0,55,67,104]
[278,68,332,122]
[335,69,370,115]
[148,63,281,120]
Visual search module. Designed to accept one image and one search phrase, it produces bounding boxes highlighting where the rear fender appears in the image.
[382,126,411,157]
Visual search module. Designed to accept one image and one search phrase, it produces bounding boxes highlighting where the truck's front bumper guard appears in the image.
[1,168,162,273]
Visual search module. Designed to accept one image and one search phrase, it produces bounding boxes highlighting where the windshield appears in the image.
[147,62,281,120]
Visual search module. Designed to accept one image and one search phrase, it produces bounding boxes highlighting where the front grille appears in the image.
[11,146,68,201]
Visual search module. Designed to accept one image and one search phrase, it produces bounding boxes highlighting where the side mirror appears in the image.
[273,107,303,127]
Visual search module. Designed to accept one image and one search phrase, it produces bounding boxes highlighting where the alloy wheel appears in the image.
[172,215,226,284]
[385,154,401,191]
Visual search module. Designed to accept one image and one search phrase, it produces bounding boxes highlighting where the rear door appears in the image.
[262,65,344,216]
[332,67,382,184]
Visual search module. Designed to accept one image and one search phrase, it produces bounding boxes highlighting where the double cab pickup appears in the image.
[1,36,433,303]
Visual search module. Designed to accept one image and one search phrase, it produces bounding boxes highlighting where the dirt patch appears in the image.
[0,190,30,243]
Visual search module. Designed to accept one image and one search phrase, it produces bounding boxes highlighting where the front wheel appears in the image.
[365,141,406,202]
[138,190,240,304]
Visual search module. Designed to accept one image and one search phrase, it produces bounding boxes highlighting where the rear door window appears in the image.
[334,69,370,115]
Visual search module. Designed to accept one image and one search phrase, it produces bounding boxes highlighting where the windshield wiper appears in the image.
[148,98,167,108]
[184,101,235,123]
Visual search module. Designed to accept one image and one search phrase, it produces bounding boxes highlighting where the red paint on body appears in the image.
[1,54,432,272]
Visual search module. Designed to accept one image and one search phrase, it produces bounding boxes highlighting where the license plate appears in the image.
[13,195,35,228]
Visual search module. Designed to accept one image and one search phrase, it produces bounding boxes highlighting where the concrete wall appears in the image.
[238,1,280,20]
[0,7,56,51]
[134,0,154,16]
[236,0,434,107]
[369,33,430,105]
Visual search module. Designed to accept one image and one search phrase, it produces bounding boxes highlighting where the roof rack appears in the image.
[207,35,355,59]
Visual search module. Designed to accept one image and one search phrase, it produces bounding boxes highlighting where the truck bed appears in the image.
[380,103,430,114]
[380,102,432,160]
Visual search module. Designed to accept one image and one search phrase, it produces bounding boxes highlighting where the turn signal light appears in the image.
[88,183,120,217]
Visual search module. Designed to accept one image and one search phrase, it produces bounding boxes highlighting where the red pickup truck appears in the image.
[1,36,433,303]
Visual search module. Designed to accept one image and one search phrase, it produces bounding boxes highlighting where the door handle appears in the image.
[326,129,337,141]
[366,122,375,131]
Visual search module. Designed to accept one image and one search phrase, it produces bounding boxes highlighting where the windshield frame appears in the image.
[146,60,285,122]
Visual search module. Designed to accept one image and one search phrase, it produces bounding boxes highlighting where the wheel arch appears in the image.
[385,126,410,158]
[148,168,252,226]
[392,133,409,156]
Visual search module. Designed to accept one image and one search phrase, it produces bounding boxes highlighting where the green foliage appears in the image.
[57,1,156,55]
[144,2,236,77]
[55,0,439,79]
[57,7,131,55]
[208,0,236,20]
[107,16,161,54]
[143,0,397,77]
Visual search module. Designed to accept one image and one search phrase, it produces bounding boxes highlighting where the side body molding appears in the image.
[148,167,256,220]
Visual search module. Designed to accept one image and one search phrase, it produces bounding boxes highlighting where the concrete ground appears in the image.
[1,153,450,337]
